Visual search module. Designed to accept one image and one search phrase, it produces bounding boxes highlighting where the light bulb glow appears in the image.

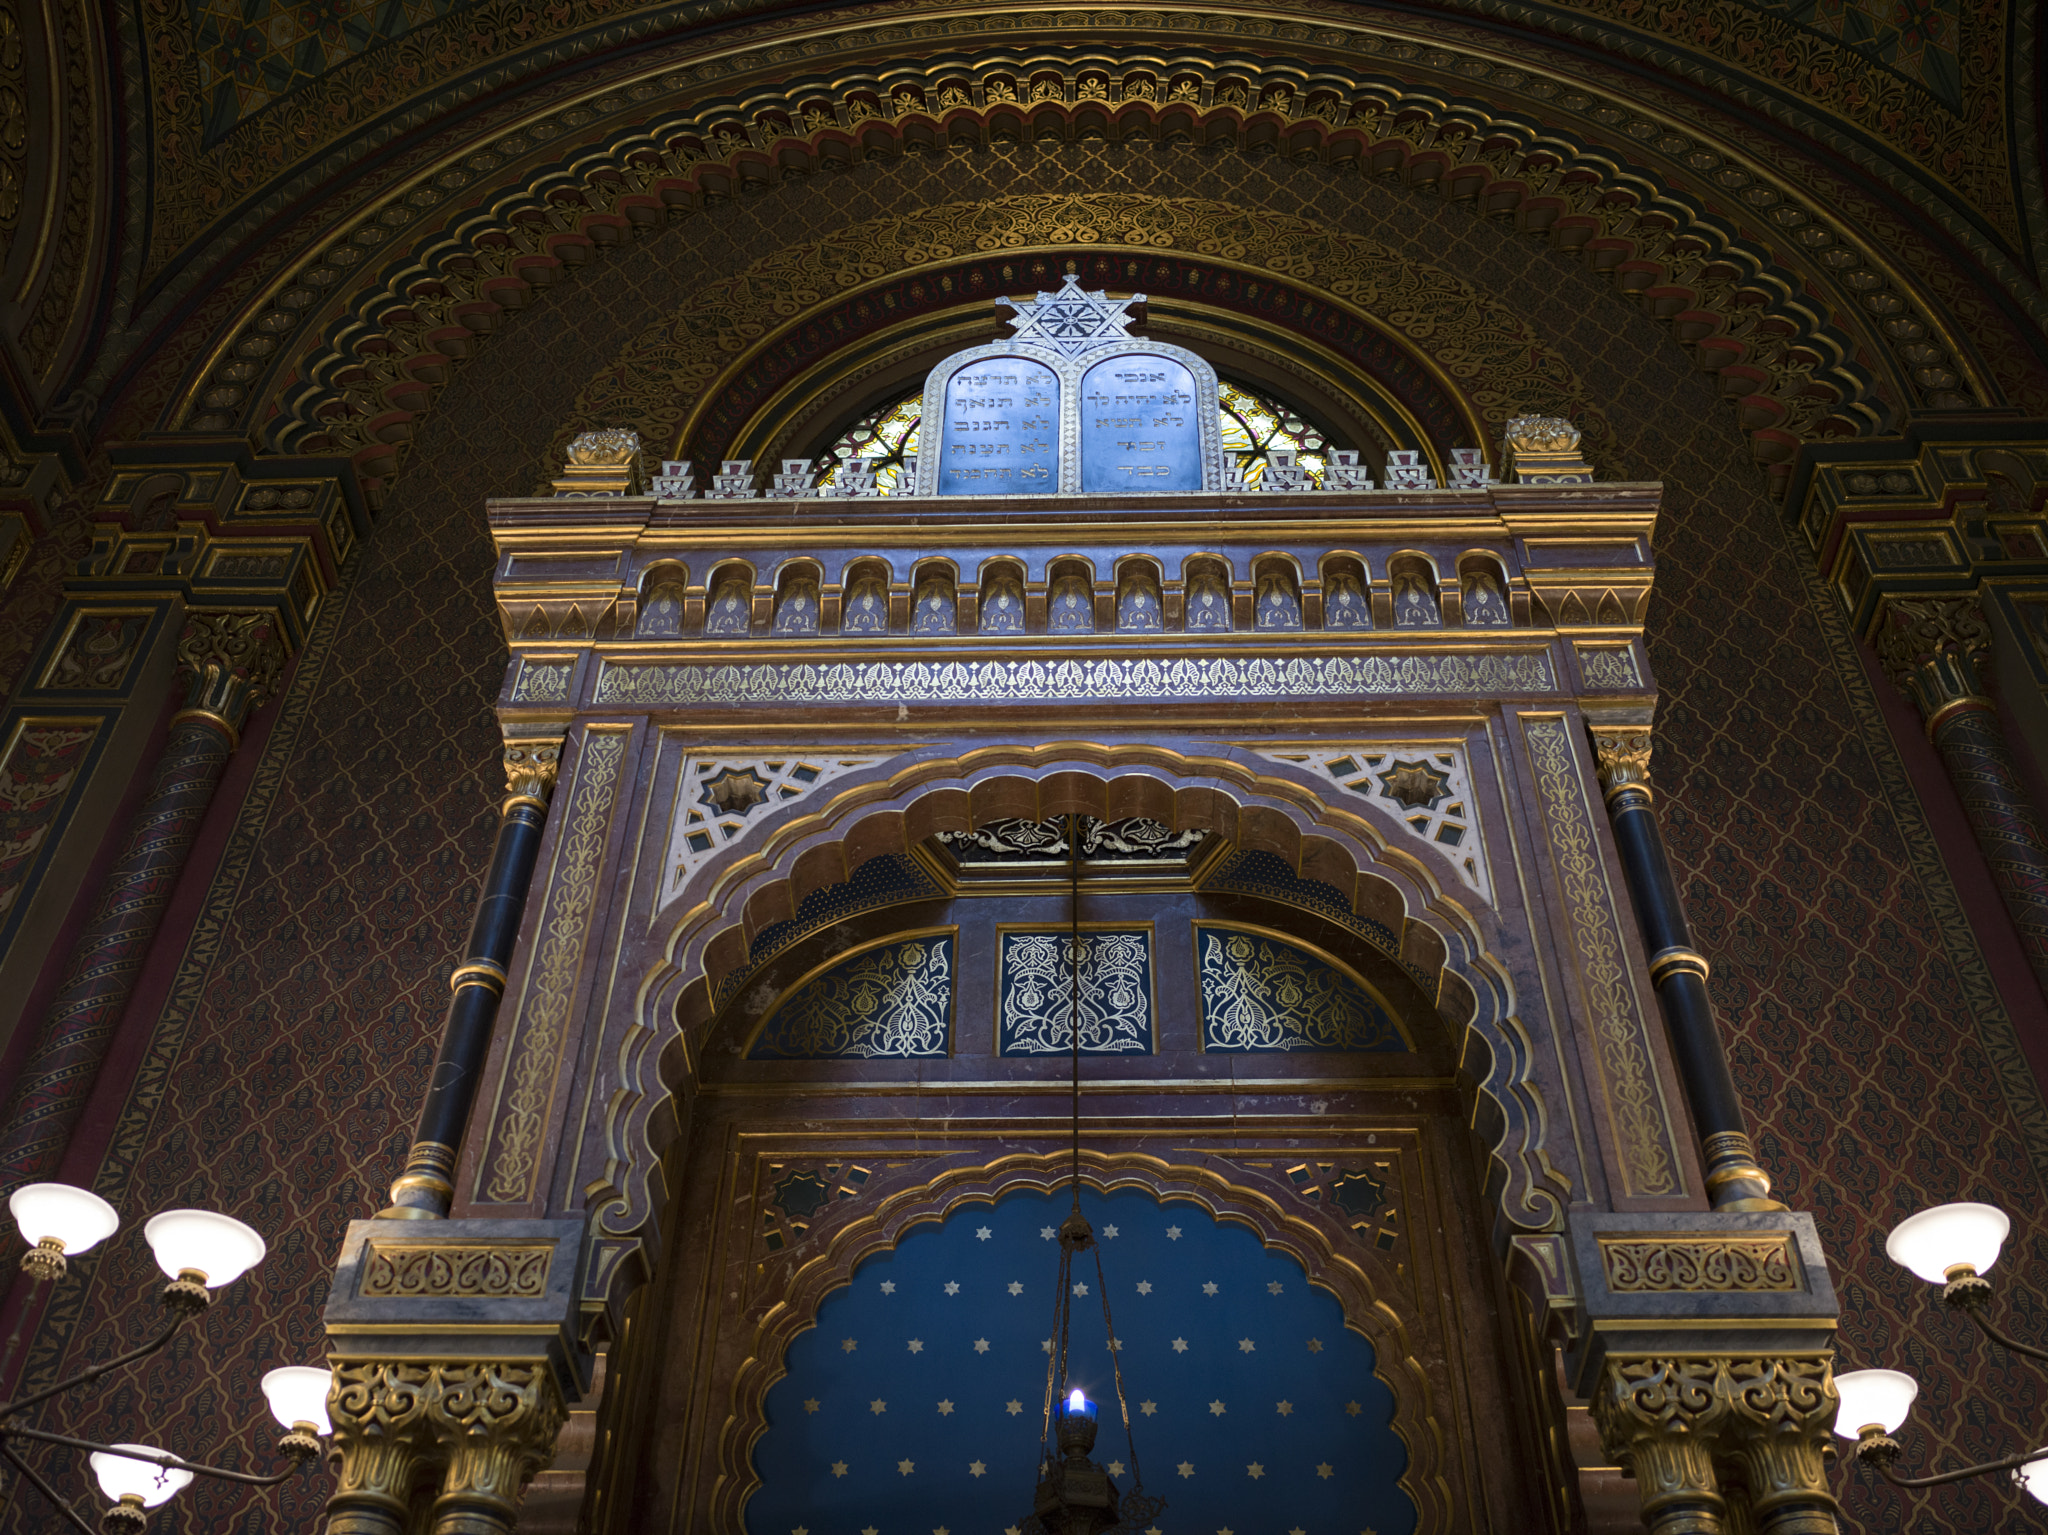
[1067,1387,1086,1412]
[1885,1203,2010,1283]
[2021,1456,2048,1506]
[142,1209,265,1287]
[1833,1369,1919,1438]
[8,1183,118,1255]
[89,1445,192,1508]
[261,1366,334,1434]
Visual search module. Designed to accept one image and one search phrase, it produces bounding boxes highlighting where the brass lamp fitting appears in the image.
[1056,1409,1099,1461]
[1942,1265,1992,1310]
[100,1493,148,1535]
[161,1268,211,1316]
[278,1423,324,1461]
[20,1235,66,1282]
[1853,1427,1902,1470]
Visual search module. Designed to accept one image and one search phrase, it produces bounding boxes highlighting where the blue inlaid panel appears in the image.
[748,931,955,1058]
[747,1186,1414,1534]
[1196,924,1410,1053]
[936,358,1058,496]
[1079,355,1202,493]
[998,929,1153,1054]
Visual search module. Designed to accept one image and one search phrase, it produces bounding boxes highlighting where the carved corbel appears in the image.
[174,610,290,747]
[502,734,564,817]
[1590,724,1654,806]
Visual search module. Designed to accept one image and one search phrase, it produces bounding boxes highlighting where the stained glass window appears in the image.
[811,377,1332,492]
[1218,378,1331,488]
[814,393,922,495]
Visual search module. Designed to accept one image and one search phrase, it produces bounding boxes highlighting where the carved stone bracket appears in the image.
[551,429,644,498]
[1505,416,1595,484]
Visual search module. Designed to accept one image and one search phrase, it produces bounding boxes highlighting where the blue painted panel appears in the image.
[748,1186,1413,1535]
[936,358,1058,496]
[1079,356,1202,493]
[749,934,955,1058]
[1196,926,1409,1053]
[997,930,1154,1055]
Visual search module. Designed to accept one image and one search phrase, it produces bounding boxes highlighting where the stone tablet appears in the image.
[935,356,1058,496]
[1079,354,1202,493]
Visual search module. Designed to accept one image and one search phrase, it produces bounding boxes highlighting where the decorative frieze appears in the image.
[362,1244,553,1299]
[1598,1234,1800,1294]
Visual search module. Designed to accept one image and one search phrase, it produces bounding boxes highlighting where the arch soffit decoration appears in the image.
[102,1,2041,437]
[154,36,2023,501]
[712,1152,1464,1532]
[589,745,1568,1264]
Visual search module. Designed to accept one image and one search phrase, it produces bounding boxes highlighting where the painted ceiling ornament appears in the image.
[997,268,1145,358]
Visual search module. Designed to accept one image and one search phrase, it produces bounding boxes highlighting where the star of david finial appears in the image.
[997,272,1146,356]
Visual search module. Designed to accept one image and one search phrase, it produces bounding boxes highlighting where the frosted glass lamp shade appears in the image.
[1833,1369,1919,1437]
[8,1182,118,1254]
[262,1366,334,1433]
[142,1209,265,1286]
[89,1446,191,1508]
[2021,1456,2048,1505]
[1885,1202,2010,1283]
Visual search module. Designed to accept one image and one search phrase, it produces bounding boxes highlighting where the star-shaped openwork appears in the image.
[998,272,1145,356]
[1377,758,1452,812]
[699,765,772,815]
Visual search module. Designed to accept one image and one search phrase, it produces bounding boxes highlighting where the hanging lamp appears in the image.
[1017,815,1166,1535]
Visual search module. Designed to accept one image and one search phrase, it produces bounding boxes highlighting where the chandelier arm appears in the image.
[1871,1445,2048,1488]
[2,1426,312,1487]
[0,1439,99,1535]
[1961,1305,2048,1365]
[0,1307,187,1420]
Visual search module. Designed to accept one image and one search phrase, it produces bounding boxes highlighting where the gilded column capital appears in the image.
[174,610,289,747]
[1590,725,1655,804]
[1873,595,1995,732]
[424,1360,568,1531]
[1590,1353,1839,1535]
[502,735,564,815]
[325,1361,439,1535]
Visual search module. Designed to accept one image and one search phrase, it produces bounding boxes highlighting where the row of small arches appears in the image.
[632,552,1519,638]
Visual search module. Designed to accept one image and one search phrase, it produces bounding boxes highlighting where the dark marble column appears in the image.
[1876,596,2048,1003]
[378,736,561,1220]
[0,611,286,1191]
[1589,723,1785,1212]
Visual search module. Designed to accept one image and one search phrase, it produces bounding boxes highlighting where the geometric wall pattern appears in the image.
[748,1186,1412,1535]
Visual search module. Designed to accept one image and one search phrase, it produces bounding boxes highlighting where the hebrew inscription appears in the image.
[1080,355,1201,492]
[938,357,1057,495]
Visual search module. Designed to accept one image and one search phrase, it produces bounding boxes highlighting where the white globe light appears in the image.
[2021,1456,2048,1505]
[8,1183,118,1255]
[1833,1369,1919,1438]
[261,1366,334,1434]
[89,1445,192,1508]
[142,1210,266,1287]
[1885,1203,2011,1283]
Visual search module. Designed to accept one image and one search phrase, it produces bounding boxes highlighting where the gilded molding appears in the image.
[594,652,1559,708]
[361,1244,553,1299]
[479,730,627,1204]
[1646,946,1710,986]
[1524,718,1679,1197]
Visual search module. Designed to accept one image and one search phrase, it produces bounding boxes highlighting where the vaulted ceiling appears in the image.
[7,0,2044,501]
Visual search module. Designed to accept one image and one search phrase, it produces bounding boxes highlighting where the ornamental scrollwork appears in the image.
[1598,1235,1799,1294]
[997,929,1153,1055]
[1195,925,1406,1054]
[749,933,955,1059]
[361,1244,552,1299]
